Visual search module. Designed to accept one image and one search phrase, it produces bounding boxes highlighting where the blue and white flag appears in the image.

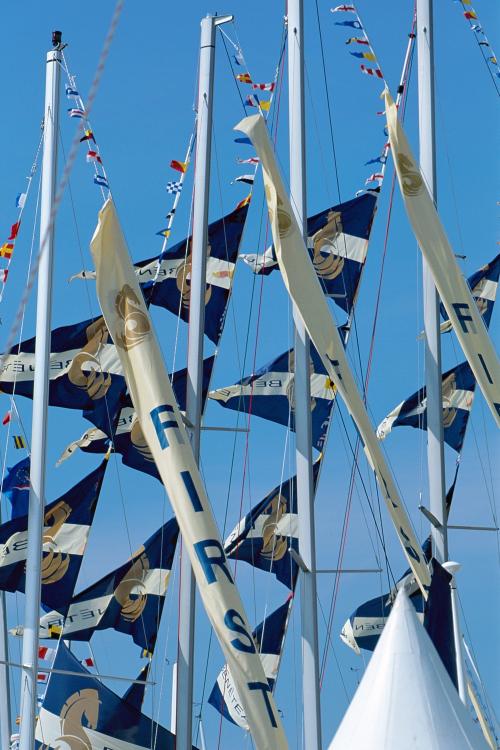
[38,518,179,652]
[376,361,476,453]
[58,356,215,480]
[208,598,291,729]
[166,180,182,194]
[1,456,30,519]
[65,84,79,98]
[35,642,198,750]
[137,202,250,343]
[240,193,377,315]
[224,460,321,589]
[67,107,86,118]
[440,252,499,333]
[94,174,109,189]
[0,460,106,613]
[209,345,338,451]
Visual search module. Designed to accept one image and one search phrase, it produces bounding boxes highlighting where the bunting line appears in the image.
[456,0,500,96]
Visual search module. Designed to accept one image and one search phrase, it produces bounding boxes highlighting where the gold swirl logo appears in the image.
[397,153,423,196]
[67,317,112,401]
[175,241,212,311]
[260,492,288,562]
[265,186,293,239]
[114,548,150,623]
[130,417,154,462]
[41,501,72,585]
[286,351,316,412]
[311,210,345,280]
[114,285,151,351]
[51,688,100,750]
[442,371,458,428]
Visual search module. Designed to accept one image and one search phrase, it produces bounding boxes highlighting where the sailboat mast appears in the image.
[287,2,322,748]
[0,587,11,748]
[179,14,232,749]
[416,0,448,562]
[19,34,61,750]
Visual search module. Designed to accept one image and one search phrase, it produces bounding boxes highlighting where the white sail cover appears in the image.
[328,589,487,749]
[236,114,431,596]
[384,89,500,428]
[90,199,287,750]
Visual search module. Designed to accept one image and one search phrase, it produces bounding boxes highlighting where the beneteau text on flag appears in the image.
[90,199,288,750]
[236,113,431,596]
[384,89,500,427]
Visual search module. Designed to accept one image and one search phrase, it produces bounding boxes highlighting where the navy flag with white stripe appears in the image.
[224,460,321,589]
[35,642,199,750]
[38,518,179,652]
[137,202,250,344]
[440,253,499,333]
[59,356,215,480]
[0,460,106,613]
[208,598,291,729]
[209,345,337,452]
[240,192,377,314]
[376,361,476,453]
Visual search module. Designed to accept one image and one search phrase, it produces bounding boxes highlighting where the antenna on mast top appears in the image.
[52,30,66,51]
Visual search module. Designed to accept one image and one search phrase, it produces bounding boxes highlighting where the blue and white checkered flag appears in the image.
[166,180,182,194]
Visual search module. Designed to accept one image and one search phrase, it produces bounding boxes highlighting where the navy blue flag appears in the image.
[35,643,199,749]
[39,518,179,652]
[136,202,250,344]
[377,361,476,453]
[441,252,499,332]
[60,356,215,480]
[122,664,150,712]
[210,345,337,452]
[334,19,362,28]
[424,559,457,689]
[340,539,431,653]
[1,456,30,518]
[240,193,377,315]
[224,461,321,589]
[208,598,291,729]
[0,315,125,436]
[0,460,106,613]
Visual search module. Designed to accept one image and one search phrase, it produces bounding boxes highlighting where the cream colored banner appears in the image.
[384,89,500,428]
[90,199,288,750]
[236,114,431,596]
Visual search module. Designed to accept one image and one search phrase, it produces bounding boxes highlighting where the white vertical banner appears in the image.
[384,89,500,428]
[90,199,288,750]
[235,114,431,596]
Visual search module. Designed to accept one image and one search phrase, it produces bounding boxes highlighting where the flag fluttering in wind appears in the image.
[209,345,337,452]
[0,460,106,612]
[170,159,187,173]
[1,456,30,519]
[38,518,179,652]
[440,253,499,334]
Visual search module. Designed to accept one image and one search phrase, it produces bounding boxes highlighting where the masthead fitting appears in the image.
[52,30,62,48]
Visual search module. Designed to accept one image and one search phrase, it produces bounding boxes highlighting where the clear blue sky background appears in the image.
[0,1,498,747]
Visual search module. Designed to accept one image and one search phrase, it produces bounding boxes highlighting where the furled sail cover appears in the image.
[328,590,487,750]
[58,356,215,481]
[236,113,431,596]
[137,202,249,344]
[37,518,179,652]
[241,193,377,315]
[90,199,288,750]
[385,89,500,427]
[209,598,292,729]
[441,253,499,333]
[35,642,199,750]
[0,460,106,612]
[224,459,322,589]
[377,360,476,453]
[209,345,337,452]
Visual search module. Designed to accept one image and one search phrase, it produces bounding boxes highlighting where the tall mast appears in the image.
[0,585,11,747]
[19,33,61,750]
[177,14,232,749]
[288,2,322,748]
[416,0,447,562]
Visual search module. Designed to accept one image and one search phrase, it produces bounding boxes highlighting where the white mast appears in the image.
[288,2,322,748]
[416,0,447,562]
[19,33,61,750]
[0,588,11,746]
[177,14,232,749]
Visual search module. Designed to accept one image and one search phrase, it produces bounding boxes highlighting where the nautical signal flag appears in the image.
[67,108,86,118]
[464,10,477,20]
[331,4,356,11]
[252,82,275,92]
[80,129,96,143]
[156,228,171,238]
[236,73,252,83]
[1,269,8,284]
[170,159,187,174]
[245,94,270,111]
[235,194,252,210]
[8,222,21,240]
[166,180,182,194]
[86,150,102,164]
[345,37,369,45]
[2,411,11,425]
[65,84,79,98]
[0,243,14,259]
[360,64,383,78]
[350,51,377,61]
[94,175,109,189]
[13,435,26,449]
[16,193,26,208]
[82,657,95,667]
[233,174,255,185]
[334,19,362,28]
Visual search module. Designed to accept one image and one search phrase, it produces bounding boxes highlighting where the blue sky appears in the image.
[0,0,498,747]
